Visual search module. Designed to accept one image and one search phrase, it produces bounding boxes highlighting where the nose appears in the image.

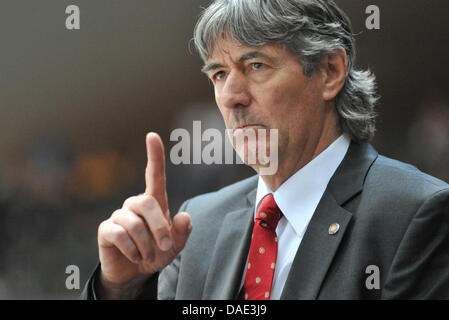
[218,71,251,110]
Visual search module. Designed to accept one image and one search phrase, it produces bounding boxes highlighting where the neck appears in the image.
[260,111,340,191]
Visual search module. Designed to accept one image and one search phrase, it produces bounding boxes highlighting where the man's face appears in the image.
[203,37,335,179]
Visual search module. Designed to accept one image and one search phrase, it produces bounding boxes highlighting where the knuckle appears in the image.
[123,195,139,208]
[112,227,128,243]
[128,218,145,234]
[98,220,107,233]
[110,209,124,220]
[152,224,169,237]
[140,195,158,212]
[98,219,113,235]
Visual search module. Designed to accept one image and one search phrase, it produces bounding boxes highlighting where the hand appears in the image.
[96,132,192,299]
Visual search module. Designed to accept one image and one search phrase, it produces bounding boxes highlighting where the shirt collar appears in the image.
[255,134,351,236]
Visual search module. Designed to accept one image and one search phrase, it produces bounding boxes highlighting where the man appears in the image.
[82,0,449,299]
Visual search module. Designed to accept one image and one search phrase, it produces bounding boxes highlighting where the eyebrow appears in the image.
[201,51,273,74]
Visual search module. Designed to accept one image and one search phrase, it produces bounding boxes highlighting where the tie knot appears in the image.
[256,193,282,230]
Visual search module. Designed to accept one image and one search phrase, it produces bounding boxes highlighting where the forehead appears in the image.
[206,37,287,64]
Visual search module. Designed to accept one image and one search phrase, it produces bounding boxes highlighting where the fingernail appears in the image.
[160,237,173,251]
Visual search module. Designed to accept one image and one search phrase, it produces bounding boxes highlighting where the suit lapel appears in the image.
[202,189,256,299]
[281,141,378,299]
[280,191,352,299]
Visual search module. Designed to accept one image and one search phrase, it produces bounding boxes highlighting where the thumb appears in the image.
[170,212,192,253]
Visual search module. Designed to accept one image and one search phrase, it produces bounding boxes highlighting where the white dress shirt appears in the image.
[243,134,351,299]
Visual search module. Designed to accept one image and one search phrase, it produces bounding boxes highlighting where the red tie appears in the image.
[242,193,282,300]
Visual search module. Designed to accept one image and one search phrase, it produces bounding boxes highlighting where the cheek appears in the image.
[261,83,299,122]
[251,83,283,116]
[264,81,312,142]
[275,78,318,119]
[272,84,289,108]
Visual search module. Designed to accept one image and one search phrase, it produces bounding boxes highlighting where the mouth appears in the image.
[233,124,266,131]
[231,124,269,141]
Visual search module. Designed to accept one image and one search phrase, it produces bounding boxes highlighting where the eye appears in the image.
[251,62,265,70]
[212,70,226,81]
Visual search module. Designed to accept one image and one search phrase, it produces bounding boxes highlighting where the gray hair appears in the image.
[193,0,379,141]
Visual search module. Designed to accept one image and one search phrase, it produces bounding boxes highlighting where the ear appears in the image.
[320,47,348,101]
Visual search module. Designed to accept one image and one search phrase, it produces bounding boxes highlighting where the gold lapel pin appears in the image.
[328,223,340,235]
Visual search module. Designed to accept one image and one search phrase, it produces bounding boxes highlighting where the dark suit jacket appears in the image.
[82,141,449,299]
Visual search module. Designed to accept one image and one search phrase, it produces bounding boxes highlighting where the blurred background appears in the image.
[0,0,447,299]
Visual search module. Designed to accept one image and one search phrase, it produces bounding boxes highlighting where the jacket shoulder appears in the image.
[368,154,449,197]
[358,153,449,228]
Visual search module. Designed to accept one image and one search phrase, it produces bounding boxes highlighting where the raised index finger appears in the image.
[145,132,169,216]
